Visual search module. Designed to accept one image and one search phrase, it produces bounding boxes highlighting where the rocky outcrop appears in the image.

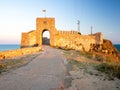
[102,39,119,56]
[0,47,41,60]
[91,39,119,57]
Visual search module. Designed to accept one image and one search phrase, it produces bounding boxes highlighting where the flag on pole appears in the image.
[42,10,46,13]
[42,9,46,18]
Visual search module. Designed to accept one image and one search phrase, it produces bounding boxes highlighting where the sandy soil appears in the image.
[63,50,120,90]
[0,46,66,90]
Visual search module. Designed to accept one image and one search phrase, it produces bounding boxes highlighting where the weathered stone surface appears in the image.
[21,30,36,48]
[0,52,4,59]
[54,33,102,51]
[0,47,41,60]
[102,39,119,55]
[21,17,103,51]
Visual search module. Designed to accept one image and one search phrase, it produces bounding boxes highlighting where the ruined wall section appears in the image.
[21,33,29,48]
[28,30,36,46]
[93,32,103,44]
[21,30,36,48]
[54,30,102,51]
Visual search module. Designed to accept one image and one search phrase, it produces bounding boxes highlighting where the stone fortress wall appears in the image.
[21,30,36,47]
[21,17,103,52]
[54,31,102,51]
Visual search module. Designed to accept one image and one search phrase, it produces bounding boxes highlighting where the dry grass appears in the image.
[0,58,28,73]
[0,64,6,73]
[96,62,120,79]
[0,53,40,74]
[63,49,120,79]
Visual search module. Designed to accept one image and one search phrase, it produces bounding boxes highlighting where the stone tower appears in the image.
[36,18,57,46]
[21,18,57,47]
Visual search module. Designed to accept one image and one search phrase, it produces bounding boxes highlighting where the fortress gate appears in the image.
[21,17,103,51]
[36,18,57,46]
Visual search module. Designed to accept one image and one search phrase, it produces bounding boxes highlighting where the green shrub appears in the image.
[83,52,93,59]
[69,59,87,69]
[96,62,120,79]
[0,64,6,73]
[69,59,81,66]
[78,32,81,35]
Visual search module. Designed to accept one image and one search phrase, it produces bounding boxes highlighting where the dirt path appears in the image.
[0,46,66,90]
[0,46,120,90]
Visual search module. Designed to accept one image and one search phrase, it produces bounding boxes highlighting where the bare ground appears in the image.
[0,46,66,90]
[0,46,120,90]
[63,50,120,90]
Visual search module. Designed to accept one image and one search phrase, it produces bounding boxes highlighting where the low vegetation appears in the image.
[63,49,120,79]
[96,62,120,79]
[0,53,40,74]
[0,58,28,74]
[69,59,87,69]
[0,64,6,73]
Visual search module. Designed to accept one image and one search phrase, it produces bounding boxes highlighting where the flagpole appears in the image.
[77,20,80,33]
[42,10,46,18]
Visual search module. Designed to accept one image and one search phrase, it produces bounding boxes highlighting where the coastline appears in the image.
[0,46,42,74]
[0,44,20,51]
[114,44,120,52]
[0,47,42,60]
[0,52,41,74]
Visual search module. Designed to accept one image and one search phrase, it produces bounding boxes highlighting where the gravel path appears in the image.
[0,46,66,90]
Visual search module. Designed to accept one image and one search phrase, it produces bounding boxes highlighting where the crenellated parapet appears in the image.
[93,32,103,44]
[21,17,103,51]
[56,30,78,35]
[54,32,100,51]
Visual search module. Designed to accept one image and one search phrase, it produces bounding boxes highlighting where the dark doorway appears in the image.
[42,30,50,45]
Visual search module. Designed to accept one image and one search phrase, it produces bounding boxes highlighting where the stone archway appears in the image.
[42,29,50,45]
[36,18,57,46]
[21,17,57,47]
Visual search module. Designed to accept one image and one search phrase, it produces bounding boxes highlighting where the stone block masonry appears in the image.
[54,31,102,51]
[21,30,36,48]
[21,17,103,51]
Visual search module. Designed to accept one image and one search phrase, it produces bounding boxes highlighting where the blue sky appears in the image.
[0,0,120,44]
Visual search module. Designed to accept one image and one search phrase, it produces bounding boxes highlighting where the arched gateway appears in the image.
[42,29,50,45]
[36,18,56,46]
[21,17,103,51]
[21,18,57,47]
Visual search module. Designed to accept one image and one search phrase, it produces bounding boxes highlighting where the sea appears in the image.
[0,44,20,51]
[0,44,120,52]
[114,44,120,52]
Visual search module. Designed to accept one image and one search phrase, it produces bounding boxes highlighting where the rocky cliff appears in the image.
[102,39,119,55]
[92,39,119,58]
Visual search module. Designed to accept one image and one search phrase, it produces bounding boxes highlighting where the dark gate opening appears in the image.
[42,30,50,45]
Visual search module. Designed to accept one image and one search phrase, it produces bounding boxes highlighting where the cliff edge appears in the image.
[92,39,119,59]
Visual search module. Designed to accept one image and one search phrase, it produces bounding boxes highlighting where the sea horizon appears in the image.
[0,44,120,52]
[0,44,20,51]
